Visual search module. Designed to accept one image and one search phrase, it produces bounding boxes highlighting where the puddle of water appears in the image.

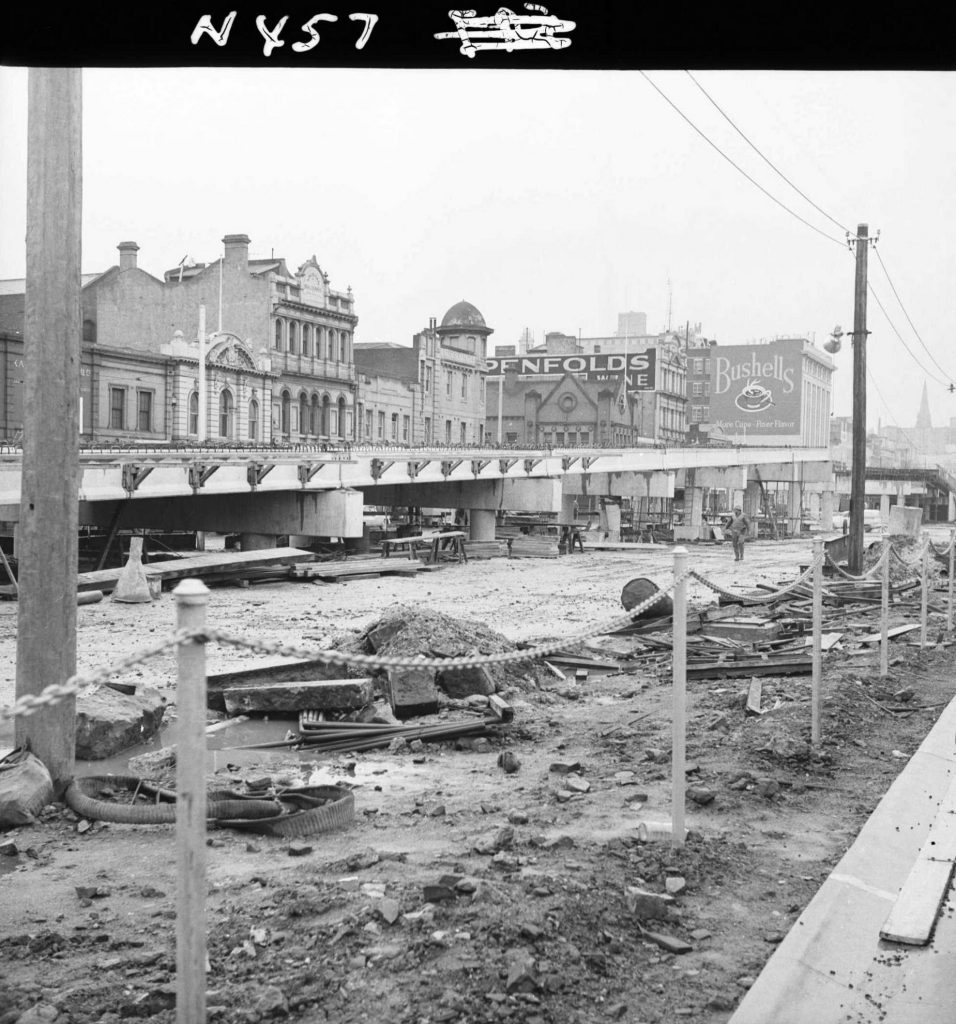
[76,715,306,777]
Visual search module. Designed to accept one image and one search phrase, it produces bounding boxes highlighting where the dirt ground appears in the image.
[1,534,954,1024]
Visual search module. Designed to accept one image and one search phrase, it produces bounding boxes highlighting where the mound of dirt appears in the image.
[328,604,545,692]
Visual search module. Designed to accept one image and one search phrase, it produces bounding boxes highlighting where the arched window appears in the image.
[274,319,283,350]
[188,392,199,435]
[310,394,320,435]
[280,390,291,435]
[219,389,234,439]
[289,321,298,355]
[302,324,311,358]
[298,393,309,436]
[328,330,337,361]
[82,319,96,343]
[321,394,331,436]
[248,398,259,441]
[336,396,347,438]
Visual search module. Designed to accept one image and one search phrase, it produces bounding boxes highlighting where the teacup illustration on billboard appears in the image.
[734,379,774,413]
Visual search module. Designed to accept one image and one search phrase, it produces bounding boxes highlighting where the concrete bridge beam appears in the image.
[368,477,563,514]
[79,488,364,538]
[562,471,675,500]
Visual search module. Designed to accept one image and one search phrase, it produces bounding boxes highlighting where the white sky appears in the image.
[1,67,954,430]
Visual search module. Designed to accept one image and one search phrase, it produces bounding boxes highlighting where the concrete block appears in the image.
[624,886,675,921]
[386,667,439,720]
[438,664,497,699]
[222,678,373,715]
[75,686,167,760]
[207,658,344,712]
[888,505,922,537]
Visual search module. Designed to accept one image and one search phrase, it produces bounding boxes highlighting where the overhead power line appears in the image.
[684,71,851,237]
[638,71,847,248]
[872,246,955,382]
[865,277,949,389]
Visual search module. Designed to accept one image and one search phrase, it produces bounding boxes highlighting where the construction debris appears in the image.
[222,678,374,715]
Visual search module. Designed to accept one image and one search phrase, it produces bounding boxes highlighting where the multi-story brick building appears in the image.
[484,316,688,445]
[0,234,358,446]
[685,337,833,447]
[354,301,492,446]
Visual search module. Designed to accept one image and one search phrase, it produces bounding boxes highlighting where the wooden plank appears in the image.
[745,676,763,715]
[880,778,956,945]
[76,546,315,593]
[859,623,921,644]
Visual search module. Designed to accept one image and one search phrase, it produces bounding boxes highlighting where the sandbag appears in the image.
[112,536,153,604]
[0,748,54,827]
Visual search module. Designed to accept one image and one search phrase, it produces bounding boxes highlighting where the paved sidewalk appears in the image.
[730,689,956,1024]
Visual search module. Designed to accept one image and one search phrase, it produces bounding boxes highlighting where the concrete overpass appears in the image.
[0,444,835,549]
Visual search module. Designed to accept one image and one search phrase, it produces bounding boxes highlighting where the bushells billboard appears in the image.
[485,351,656,390]
[709,340,803,435]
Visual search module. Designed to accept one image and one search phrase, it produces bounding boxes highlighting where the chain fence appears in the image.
[4,535,936,727]
[824,542,891,582]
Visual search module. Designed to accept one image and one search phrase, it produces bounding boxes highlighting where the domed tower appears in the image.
[436,300,493,357]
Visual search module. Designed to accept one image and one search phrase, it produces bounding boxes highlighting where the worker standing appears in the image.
[727,505,751,562]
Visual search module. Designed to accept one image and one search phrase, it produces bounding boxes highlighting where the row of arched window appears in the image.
[273,319,351,361]
[186,390,259,440]
[183,388,349,440]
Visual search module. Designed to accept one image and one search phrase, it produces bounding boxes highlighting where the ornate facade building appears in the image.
[0,234,358,446]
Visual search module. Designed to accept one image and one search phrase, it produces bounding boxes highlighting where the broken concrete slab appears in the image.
[75,686,167,760]
[386,667,439,720]
[207,658,345,712]
[437,664,496,699]
[222,678,373,715]
[0,750,54,827]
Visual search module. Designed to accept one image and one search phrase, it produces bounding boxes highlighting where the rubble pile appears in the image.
[343,604,544,694]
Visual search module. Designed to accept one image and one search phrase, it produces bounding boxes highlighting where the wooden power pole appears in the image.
[848,223,869,575]
[14,68,83,790]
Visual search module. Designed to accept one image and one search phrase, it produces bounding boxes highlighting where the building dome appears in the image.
[440,300,486,329]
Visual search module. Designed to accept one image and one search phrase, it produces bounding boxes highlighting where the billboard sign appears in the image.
[485,350,656,391]
[708,341,803,435]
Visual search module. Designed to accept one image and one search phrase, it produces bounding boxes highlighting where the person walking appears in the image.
[727,506,751,562]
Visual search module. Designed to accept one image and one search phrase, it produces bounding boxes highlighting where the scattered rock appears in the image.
[706,993,737,1011]
[346,848,381,871]
[665,876,687,895]
[507,810,529,824]
[287,843,313,857]
[624,886,675,920]
[14,1004,59,1023]
[755,778,780,799]
[473,827,514,855]
[505,952,540,994]
[564,774,590,793]
[497,751,521,774]
[376,898,401,925]
[686,786,715,806]
[0,750,54,827]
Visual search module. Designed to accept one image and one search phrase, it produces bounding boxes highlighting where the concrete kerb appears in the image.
[729,691,956,1024]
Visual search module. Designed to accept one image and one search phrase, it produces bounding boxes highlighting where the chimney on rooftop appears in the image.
[222,233,250,272]
[117,241,139,271]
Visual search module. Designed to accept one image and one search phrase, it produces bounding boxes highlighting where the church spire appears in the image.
[915,381,933,430]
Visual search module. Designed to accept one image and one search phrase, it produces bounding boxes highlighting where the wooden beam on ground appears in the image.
[880,776,956,946]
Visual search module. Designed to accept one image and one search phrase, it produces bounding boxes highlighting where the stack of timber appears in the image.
[465,540,510,560]
[508,534,560,559]
[291,556,429,583]
[74,547,317,595]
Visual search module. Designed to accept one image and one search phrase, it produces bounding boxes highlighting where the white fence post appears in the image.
[880,537,890,678]
[671,546,688,849]
[811,538,823,747]
[174,579,210,1024]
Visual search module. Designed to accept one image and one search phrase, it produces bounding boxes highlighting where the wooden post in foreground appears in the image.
[174,579,209,1024]
[948,529,955,633]
[811,538,823,747]
[14,68,82,790]
[920,536,929,649]
[880,537,890,678]
[671,546,688,849]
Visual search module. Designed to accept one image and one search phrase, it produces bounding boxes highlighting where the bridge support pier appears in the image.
[469,509,496,542]
[820,490,835,532]
[674,486,704,541]
[880,493,891,528]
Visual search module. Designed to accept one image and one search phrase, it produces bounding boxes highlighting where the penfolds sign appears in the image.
[485,351,656,390]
